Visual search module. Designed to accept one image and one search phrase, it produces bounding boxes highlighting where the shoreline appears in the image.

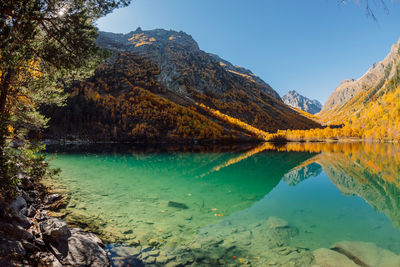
[0,172,111,266]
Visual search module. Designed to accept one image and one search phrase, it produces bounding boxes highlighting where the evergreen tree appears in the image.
[0,0,130,197]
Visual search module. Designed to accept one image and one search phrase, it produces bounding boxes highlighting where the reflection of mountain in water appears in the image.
[282,162,322,186]
[319,153,400,229]
[48,143,318,246]
[278,142,400,230]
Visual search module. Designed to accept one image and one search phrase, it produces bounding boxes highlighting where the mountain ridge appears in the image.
[97,28,281,100]
[319,37,400,123]
[282,90,322,114]
[44,28,320,142]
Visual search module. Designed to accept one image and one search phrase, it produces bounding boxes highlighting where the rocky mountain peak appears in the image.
[96,28,282,100]
[97,28,199,52]
[282,90,322,114]
[321,37,400,114]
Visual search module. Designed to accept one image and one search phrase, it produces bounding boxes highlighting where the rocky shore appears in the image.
[3,172,400,266]
[0,173,109,266]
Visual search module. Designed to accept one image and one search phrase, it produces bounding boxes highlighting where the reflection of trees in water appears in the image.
[278,142,400,230]
[196,142,278,177]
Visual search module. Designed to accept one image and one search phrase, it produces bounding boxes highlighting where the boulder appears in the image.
[35,251,63,267]
[0,238,26,258]
[20,207,28,216]
[332,241,400,267]
[35,210,51,221]
[21,190,34,203]
[44,194,61,204]
[26,205,37,217]
[0,222,33,241]
[266,216,289,229]
[40,218,70,241]
[21,240,40,253]
[312,248,359,267]
[49,228,110,266]
[11,210,33,229]
[10,196,27,211]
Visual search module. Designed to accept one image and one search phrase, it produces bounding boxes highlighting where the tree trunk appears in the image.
[0,69,13,121]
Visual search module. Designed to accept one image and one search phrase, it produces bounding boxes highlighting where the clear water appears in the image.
[45,142,400,266]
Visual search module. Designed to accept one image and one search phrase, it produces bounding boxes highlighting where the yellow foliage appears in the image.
[280,85,400,142]
[196,102,280,141]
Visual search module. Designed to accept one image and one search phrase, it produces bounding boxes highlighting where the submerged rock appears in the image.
[331,241,400,267]
[266,216,289,229]
[168,201,189,209]
[312,248,359,267]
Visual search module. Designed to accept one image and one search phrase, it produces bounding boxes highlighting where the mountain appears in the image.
[319,38,400,124]
[44,28,320,142]
[282,90,322,114]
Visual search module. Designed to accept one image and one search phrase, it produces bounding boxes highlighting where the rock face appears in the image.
[97,29,320,132]
[97,28,281,100]
[45,28,320,143]
[282,90,322,114]
[320,38,400,117]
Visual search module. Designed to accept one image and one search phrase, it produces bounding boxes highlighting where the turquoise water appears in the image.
[46,143,400,266]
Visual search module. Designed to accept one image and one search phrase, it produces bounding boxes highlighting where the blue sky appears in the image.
[97,0,400,103]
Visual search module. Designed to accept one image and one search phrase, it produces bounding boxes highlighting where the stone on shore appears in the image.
[26,205,37,217]
[0,239,26,258]
[10,196,27,212]
[0,222,34,241]
[48,228,110,266]
[44,193,62,204]
[11,210,33,229]
[40,218,70,240]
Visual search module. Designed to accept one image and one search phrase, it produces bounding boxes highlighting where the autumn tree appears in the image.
[0,0,131,197]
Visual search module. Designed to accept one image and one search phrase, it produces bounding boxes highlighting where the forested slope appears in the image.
[44,29,320,142]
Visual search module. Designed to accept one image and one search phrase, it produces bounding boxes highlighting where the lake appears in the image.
[45,142,400,266]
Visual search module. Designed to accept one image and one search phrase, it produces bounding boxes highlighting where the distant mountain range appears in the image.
[282,90,322,114]
[44,28,320,142]
[319,38,400,124]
